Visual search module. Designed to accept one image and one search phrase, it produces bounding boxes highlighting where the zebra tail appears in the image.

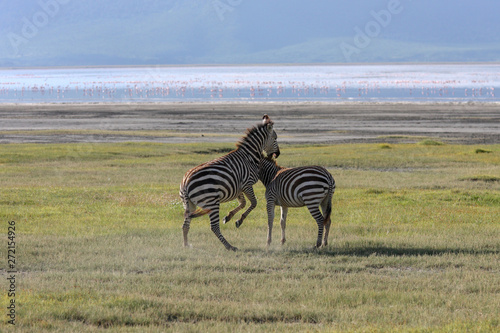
[188,207,212,219]
[180,187,211,218]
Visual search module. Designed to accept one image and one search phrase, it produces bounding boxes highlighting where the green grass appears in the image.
[460,175,500,183]
[1,142,499,332]
[418,139,445,146]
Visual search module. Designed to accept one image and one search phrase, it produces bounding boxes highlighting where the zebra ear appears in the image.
[262,114,274,130]
[262,114,272,124]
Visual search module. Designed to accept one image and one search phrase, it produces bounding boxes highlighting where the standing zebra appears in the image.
[180,115,280,251]
[259,156,335,248]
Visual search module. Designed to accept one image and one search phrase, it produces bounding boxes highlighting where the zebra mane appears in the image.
[263,155,284,169]
[258,155,284,186]
[235,122,267,150]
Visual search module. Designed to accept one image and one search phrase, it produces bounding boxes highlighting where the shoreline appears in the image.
[2,61,500,70]
[1,102,499,145]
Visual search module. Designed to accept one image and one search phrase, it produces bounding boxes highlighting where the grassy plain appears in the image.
[1,140,499,332]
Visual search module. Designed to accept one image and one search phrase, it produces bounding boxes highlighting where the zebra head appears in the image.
[262,114,281,158]
[259,156,283,186]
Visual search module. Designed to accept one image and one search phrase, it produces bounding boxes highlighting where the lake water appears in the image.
[0,64,499,103]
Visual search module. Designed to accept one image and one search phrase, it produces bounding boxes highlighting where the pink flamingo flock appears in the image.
[0,69,498,102]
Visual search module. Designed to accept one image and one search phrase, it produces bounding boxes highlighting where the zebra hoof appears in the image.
[227,246,238,251]
[222,216,229,224]
[235,220,242,228]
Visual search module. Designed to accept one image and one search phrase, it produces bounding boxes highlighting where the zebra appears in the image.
[179,115,280,251]
[259,156,335,248]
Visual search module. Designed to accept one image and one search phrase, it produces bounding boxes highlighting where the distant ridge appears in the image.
[1,0,499,67]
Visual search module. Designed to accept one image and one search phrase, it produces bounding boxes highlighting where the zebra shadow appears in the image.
[283,246,499,257]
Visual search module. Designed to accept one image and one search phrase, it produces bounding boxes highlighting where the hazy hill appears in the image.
[1,0,499,67]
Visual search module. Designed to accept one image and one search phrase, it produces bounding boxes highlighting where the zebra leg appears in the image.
[223,193,246,224]
[235,187,257,228]
[323,218,332,247]
[280,207,288,245]
[208,205,238,251]
[182,200,196,248]
[266,200,276,246]
[306,204,325,248]
[321,197,332,247]
[182,218,191,248]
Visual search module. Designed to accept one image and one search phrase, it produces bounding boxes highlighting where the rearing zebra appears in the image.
[259,156,335,248]
[180,115,280,251]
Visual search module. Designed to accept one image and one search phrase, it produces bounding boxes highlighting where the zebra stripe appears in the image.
[259,157,336,248]
[180,115,280,251]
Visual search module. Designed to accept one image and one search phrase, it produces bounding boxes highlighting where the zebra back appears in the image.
[263,162,335,208]
[180,116,280,204]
